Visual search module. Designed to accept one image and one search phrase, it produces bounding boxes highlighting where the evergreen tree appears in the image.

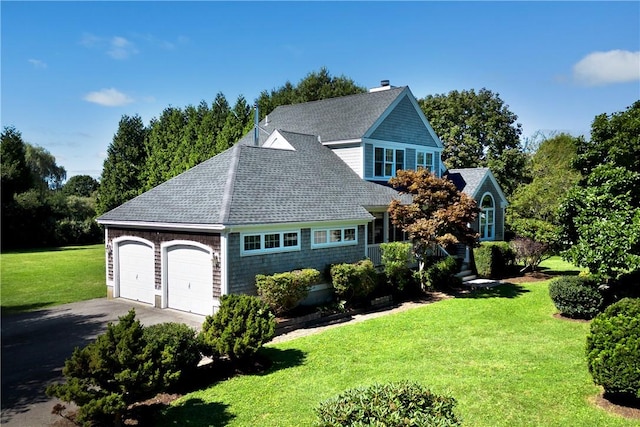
[97,115,148,214]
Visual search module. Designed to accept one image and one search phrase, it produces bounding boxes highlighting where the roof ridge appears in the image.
[273,86,406,110]
[218,144,242,224]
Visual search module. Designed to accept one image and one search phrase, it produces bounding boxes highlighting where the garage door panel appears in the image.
[167,245,212,315]
[118,241,155,305]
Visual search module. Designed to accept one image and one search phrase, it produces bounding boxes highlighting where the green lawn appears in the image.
[0,244,105,315]
[160,274,634,426]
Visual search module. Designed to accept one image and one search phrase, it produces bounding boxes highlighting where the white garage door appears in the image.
[166,244,212,315]
[118,240,155,305]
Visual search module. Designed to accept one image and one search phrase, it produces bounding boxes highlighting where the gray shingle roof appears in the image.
[237,86,407,146]
[445,168,490,197]
[98,130,407,227]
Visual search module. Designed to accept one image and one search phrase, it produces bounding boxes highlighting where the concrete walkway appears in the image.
[1,298,205,427]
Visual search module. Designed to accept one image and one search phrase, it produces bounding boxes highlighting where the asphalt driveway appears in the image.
[1,298,205,426]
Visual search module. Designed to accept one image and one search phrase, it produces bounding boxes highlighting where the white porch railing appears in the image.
[367,243,449,267]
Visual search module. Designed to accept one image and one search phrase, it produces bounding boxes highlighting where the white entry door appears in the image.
[117,240,155,305]
[166,244,212,315]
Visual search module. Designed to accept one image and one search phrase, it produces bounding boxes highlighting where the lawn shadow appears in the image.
[259,347,307,374]
[459,282,530,299]
[537,266,581,277]
[1,308,116,423]
[1,302,55,316]
[0,245,99,255]
[175,347,307,395]
[160,398,235,426]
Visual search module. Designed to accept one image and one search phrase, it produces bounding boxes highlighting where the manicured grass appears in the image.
[1,244,105,315]
[160,279,635,426]
[539,255,584,274]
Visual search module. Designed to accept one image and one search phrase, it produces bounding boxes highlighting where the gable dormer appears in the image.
[359,87,443,183]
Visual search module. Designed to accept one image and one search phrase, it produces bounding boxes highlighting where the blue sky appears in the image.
[2,1,639,180]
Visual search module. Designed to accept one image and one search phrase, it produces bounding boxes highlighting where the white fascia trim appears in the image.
[227,219,369,233]
[220,233,229,296]
[362,137,441,154]
[321,138,362,146]
[98,220,226,232]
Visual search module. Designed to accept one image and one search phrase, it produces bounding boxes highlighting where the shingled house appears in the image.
[97,82,506,315]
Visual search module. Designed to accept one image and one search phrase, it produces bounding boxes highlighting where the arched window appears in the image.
[480,193,495,240]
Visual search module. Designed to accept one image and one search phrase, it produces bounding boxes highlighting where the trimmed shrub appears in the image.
[586,298,640,401]
[315,381,461,426]
[256,268,320,314]
[330,259,377,301]
[198,294,276,361]
[380,242,414,291]
[548,275,603,319]
[46,309,154,426]
[421,256,461,291]
[510,237,549,272]
[143,322,201,390]
[473,242,515,278]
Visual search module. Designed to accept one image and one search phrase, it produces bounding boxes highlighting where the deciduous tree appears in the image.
[507,133,582,246]
[559,101,640,280]
[418,88,528,195]
[61,175,99,198]
[388,169,479,288]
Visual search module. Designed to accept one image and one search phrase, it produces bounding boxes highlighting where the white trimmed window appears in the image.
[374,147,404,178]
[241,231,300,255]
[312,227,357,248]
[416,151,434,172]
[479,193,495,241]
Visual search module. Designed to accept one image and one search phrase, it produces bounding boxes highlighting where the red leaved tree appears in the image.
[388,169,479,288]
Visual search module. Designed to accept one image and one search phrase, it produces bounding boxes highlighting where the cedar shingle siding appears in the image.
[369,95,438,147]
[227,226,366,295]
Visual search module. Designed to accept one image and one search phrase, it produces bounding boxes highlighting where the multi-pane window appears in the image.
[264,233,280,249]
[479,194,495,240]
[242,231,300,255]
[374,147,404,178]
[283,232,298,247]
[416,151,433,172]
[312,227,358,248]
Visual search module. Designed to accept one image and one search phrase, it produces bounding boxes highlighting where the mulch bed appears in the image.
[593,392,640,420]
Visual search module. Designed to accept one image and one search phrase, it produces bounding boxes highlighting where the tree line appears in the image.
[1,127,101,249]
[3,66,638,276]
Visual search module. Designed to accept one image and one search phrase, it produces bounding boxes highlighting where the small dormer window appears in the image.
[374,147,404,178]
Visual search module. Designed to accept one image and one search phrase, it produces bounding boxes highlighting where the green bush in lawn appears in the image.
[380,242,414,291]
[586,298,640,401]
[256,268,320,314]
[419,256,461,291]
[198,294,276,361]
[330,259,377,301]
[46,309,155,426]
[548,275,603,319]
[315,381,461,427]
[143,322,201,390]
[473,242,515,278]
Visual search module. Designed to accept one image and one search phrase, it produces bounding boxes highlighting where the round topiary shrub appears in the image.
[315,381,461,427]
[548,275,603,319]
[586,298,640,402]
[198,294,276,361]
[143,322,201,390]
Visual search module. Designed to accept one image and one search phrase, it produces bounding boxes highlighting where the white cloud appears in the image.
[80,33,138,60]
[107,36,138,59]
[83,88,134,107]
[573,50,640,86]
[28,59,47,69]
